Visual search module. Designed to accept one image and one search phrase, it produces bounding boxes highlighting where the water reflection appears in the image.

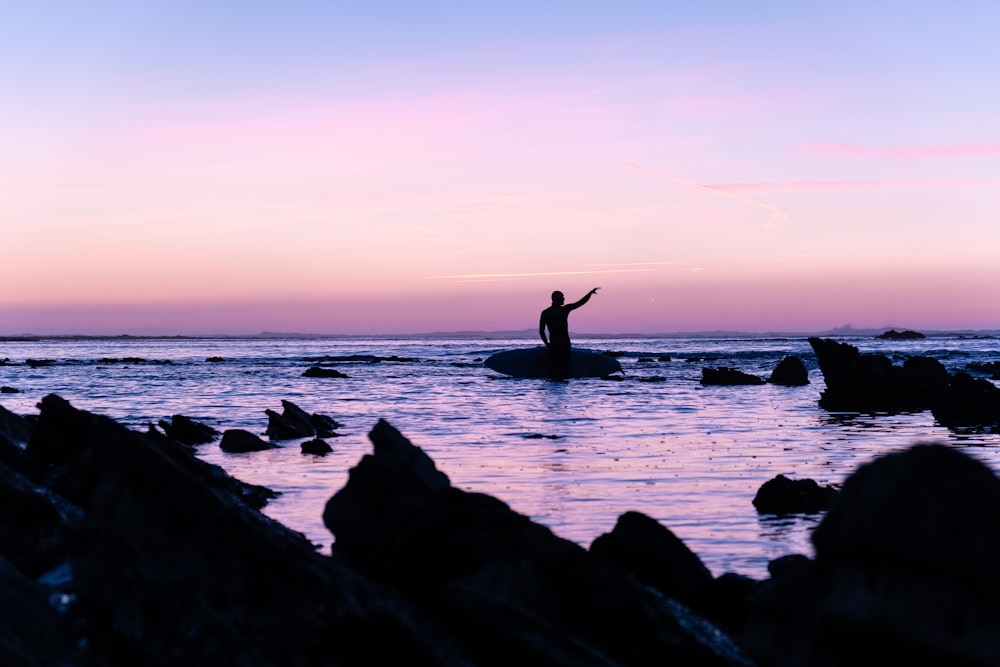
[756,513,823,561]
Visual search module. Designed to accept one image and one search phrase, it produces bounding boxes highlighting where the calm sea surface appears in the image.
[2,333,999,579]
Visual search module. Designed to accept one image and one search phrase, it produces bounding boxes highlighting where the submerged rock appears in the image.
[302,366,349,378]
[701,367,764,386]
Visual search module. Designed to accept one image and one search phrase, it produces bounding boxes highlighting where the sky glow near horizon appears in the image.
[3,1,999,335]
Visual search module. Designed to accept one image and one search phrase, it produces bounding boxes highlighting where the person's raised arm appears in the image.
[566,287,600,312]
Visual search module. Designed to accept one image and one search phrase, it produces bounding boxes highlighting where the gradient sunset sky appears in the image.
[4,1,999,335]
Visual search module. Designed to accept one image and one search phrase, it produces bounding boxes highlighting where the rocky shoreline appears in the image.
[2,337,1000,665]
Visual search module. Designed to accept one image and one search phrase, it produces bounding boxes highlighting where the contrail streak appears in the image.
[427,268,655,281]
[615,159,787,228]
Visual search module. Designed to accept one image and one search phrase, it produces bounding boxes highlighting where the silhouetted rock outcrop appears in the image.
[0,395,471,666]
[809,337,1000,430]
[767,356,809,386]
[876,329,925,339]
[264,399,342,440]
[0,404,33,457]
[741,443,1000,666]
[808,337,951,412]
[219,428,276,453]
[157,413,220,445]
[4,395,1000,665]
[967,361,1000,380]
[752,474,838,514]
[931,371,1000,430]
[323,419,753,666]
[301,438,333,455]
[590,511,742,628]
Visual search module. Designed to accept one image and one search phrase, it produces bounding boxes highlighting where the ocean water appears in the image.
[2,333,999,579]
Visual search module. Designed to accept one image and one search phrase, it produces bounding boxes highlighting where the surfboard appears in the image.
[484,346,622,379]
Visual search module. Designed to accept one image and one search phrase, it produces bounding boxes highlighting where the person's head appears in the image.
[551,290,565,305]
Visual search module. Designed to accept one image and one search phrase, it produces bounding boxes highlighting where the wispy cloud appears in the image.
[615,160,787,228]
[799,141,1000,159]
[427,267,657,282]
[709,178,1000,195]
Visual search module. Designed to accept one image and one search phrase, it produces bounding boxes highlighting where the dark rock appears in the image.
[26,359,54,368]
[0,556,86,666]
[808,337,950,412]
[767,356,809,386]
[0,404,33,454]
[11,394,1000,666]
[324,420,754,666]
[157,414,220,445]
[741,443,1000,666]
[876,329,926,339]
[752,474,838,514]
[264,409,313,440]
[0,386,18,393]
[279,399,314,429]
[701,367,764,386]
[931,371,1000,430]
[23,394,92,466]
[205,356,225,362]
[810,337,1000,428]
[266,400,342,440]
[144,426,278,509]
[301,438,333,455]
[4,395,466,666]
[590,511,719,620]
[310,412,342,437]
[219,428,276,453]
[0,459,83,577]
[966,361,1000,379]
[302,366,349,378]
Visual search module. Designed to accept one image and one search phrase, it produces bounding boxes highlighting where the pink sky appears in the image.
[3,2,999,335]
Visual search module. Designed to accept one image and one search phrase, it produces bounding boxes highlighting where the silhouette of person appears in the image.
[539,287,599,379]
